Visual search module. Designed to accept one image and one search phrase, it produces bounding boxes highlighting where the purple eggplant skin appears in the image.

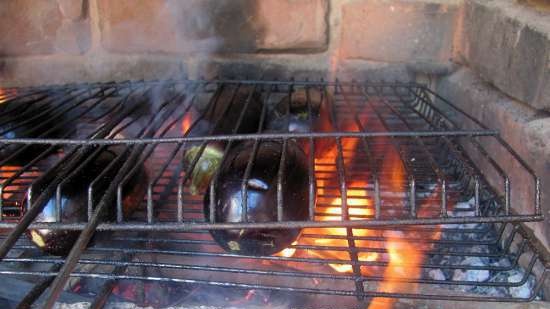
[266,88,333,157]
[25,148,148,256]
[204,140,311,256]
[183,87,264,195]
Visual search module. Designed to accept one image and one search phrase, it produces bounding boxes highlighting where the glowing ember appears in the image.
[244,289,256,301]
[229,289,270,306]
[111,281,185,307]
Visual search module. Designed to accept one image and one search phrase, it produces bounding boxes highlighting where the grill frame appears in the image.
[0,78,547,308]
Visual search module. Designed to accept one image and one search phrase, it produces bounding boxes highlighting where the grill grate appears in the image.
[0,79,547,308]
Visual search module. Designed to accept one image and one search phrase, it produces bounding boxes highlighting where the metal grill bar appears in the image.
[0,79,546,308]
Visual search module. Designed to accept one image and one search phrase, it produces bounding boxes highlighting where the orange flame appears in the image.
[282,120,381,274]
[312,120,384,273]
[368,148,442,309]
[181,111,193,134]
[310,177,380,273]
[277,241,298,258]
[0,165,25,220]
[278,102,443,309]
[0,166,24,199]
[0,88,16,104]
[368,239,424,309]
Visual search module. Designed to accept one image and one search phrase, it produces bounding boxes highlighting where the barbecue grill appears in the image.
[0,78,547,308]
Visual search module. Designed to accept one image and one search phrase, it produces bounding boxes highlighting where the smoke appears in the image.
[163,1,223,56]
[0,0,265,87]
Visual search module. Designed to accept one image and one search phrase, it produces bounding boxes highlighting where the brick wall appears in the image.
[0,0,461,85]
[0,0,548,111]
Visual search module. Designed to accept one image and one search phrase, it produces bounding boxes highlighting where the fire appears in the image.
[276,99,443,309]
[367,148,442,309]
[0,88,16,104]
[277,241,298,258]
[0,166,18,200]
[181,111,194,134]
[368,237,424,309]
[0,165,25,220]
[282,131,382,274]
[310,180,380,273]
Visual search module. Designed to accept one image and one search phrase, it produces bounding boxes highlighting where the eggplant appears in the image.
[204,140,310,256]
[25,148,148,256]
[183,87,264,194]
[267,88,333,157]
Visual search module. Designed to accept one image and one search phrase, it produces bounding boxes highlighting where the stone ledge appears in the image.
[436,68,550,250]
[459,0,550,111]
[0,55,187,87]
[0,54,422,88]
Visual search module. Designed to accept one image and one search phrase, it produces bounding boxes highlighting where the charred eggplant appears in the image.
[25,147,148,256]
[183,86,264,194]
[204,140,310,256]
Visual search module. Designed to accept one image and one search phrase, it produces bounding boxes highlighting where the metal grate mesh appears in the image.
[0,79,547,308]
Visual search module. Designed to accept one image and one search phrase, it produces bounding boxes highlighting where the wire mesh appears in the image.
[0,79,546,308]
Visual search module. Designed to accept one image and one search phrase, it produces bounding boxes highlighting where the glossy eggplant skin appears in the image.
[204,140,310,256]
[203,87,264,136]
[267,88,333,157]
[183,87,264,194]
[25,148,148,256]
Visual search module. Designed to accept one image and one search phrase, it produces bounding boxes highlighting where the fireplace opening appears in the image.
[0,0,549,308]
[0,79,547,308]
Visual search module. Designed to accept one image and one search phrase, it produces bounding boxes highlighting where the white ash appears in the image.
[53,303,265,309]
[452,257,490,282]
[508,270,535,299]
[52,301,292,309]
[421,197,540,299]
[428,269,446,281]
[443,198,480,230]
[415,183,437,198]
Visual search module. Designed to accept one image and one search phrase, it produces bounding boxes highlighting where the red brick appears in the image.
[0,0,90,56]
[99,0,230,54]
[437,68,550,250]
[55,20,91,54]
[57,0,85,21]
[461,0,550,110]
[97,0,327,54]
[0,1,62,55]
[255,0,328,50]
[340,0,458,62]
